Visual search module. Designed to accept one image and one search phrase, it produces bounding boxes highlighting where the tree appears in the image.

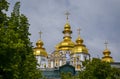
[0,0,9,25]
[0,1,42,79]
[78,58,120,79]
[61,72,75,79]
[0,0,9,78]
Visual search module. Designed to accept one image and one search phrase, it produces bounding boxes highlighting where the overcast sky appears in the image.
[8,0,120,62]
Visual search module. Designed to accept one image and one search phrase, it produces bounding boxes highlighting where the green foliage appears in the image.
[0,1,42,79]
[61,72,75,79]
[0,0,9,25]
[0,0,9,11]
[78,58,120,79]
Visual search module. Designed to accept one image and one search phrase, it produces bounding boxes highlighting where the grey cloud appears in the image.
[8,0,120,61]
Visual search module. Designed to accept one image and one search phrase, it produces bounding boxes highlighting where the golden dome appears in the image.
[76,36,83,44]
[102,42,114,63]
[102,56,114,63]
[63,22,72,34]
[103,49,111,56]
[72,36,88,54]
[34,39,48,57]
[72,28,88,54]
[72,45,88,54]
[58,39,75,50]
[36,40,43,47]
[102,48,114,63]
[65,22,70,28]
[57,18,75,51]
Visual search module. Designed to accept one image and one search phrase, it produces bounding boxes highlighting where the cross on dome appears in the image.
[104,41,108,49]
[39,31,42,39]
[65,11,70,21]
[77,28,81,36]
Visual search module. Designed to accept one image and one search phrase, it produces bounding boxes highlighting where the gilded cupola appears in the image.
[102,41,114,63]
[57,12,75,51]
[72,28,88,54]
[34,32,48,57]
[63,22,72,36]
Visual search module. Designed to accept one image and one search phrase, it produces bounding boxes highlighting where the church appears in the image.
[33,12,115,78]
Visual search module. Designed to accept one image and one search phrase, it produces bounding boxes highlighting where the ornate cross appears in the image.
[104,41,108,49]
[65,11,70,21]
[77,28,81,36]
